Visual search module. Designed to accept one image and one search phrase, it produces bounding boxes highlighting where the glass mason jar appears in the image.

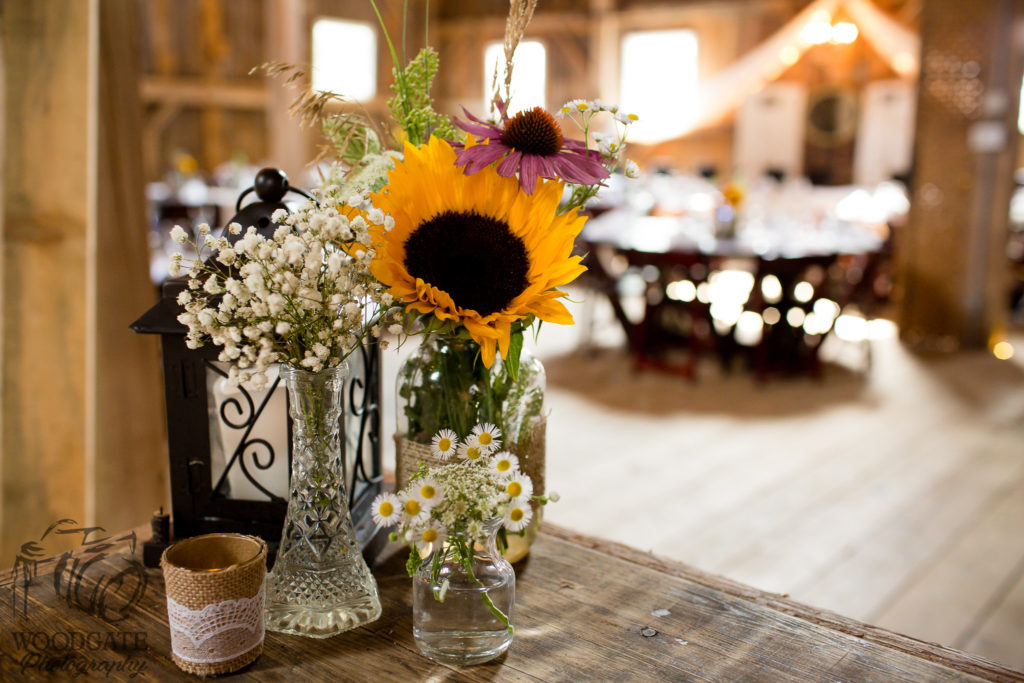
[265,364,382,638]
[395,334,545,560]
[412,519,515,665]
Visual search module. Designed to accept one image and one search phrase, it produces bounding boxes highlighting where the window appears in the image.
[1019,73,1024,134]
[484,40,546,114]
[619,30,698,143]
[311,18,377,101]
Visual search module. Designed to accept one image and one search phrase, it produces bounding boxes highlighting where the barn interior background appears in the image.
[2,0,1023,669]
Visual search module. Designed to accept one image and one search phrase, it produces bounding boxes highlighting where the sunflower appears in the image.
[368,136,587,368]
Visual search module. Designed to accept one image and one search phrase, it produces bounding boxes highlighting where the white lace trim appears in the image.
[166,578,265,664]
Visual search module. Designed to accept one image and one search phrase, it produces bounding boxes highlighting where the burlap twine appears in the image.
[161,534,267,677]
[396,417,547,561]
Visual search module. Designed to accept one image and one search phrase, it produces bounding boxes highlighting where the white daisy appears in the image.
[430,428,459,460]
[470,423,502,453]
[559,98,587,116]
[370,492,401,527]
[489,451,520,479]
[413,478,444,508]
[399,493,429,524]
[415,521,448,556]
[503,475,534,501]
[456,442,486,462]
[503,501,533,533]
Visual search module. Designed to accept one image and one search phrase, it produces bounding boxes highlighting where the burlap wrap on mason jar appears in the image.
[161,533,267,676]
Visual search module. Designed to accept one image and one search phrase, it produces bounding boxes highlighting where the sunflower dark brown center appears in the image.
[403,210,530,316]
[500,107,563,156]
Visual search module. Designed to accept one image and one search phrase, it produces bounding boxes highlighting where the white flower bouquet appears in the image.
[371,424,557,630]
[170,185,395,388]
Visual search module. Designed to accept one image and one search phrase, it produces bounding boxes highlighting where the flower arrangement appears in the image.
[262,1,638,374]
[365,98,639,374]
[721,180,745,209]
[169,185,394,388]
[327,3,637,458]
[371,425,556,631]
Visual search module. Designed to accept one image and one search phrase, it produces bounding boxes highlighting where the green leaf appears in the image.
[504,329,524,382]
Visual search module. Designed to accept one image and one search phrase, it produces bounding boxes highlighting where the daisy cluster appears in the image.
[170,186,397,389]
[371,424,556,558]
[558,98,641,182]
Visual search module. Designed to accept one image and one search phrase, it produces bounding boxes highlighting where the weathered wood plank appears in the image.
[543,525,1024,683]
[0,527,1019,682]
[962,559,1024,671]
[872,483,1024,651]
[716,426,995,593]
[670,410,959,578]
[790,436,1024,622]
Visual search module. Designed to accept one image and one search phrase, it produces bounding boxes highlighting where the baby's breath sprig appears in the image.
[557,99,640,211]
[372,425,555,633]
[170,186,398,390]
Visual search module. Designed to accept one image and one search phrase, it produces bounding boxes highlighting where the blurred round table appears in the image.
[580,206,887,379]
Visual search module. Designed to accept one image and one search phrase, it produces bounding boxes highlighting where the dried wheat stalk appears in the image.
[492,0,539,114]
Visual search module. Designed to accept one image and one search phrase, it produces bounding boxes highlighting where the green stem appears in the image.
[424,0,429,48]
[456,537,512,634]
[369,0,409,117]
[430,542,445,600]
[400,0,408,68]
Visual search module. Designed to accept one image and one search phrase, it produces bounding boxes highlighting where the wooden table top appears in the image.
[1,525,1021,682]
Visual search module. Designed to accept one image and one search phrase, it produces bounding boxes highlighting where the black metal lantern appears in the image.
[132,168,385,567]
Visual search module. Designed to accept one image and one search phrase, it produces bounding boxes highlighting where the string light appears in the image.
[800,15,859,47]
[779,45,800,66]
[801,20,833,46]
[831,22,858,44]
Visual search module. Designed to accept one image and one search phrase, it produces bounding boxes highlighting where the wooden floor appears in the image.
[384,291,1024,671]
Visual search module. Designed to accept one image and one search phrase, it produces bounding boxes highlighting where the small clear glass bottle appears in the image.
[412,519,515,665]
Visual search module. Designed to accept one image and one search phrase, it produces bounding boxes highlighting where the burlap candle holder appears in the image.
[161,534,267,676]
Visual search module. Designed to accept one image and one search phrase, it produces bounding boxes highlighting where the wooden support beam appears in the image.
[150,0,178,76]
[1,0,166,565]
[899,0,1024,350]
[199,0,228,170]
[591,0,619,104]
[139,77,267,109]
[263,0,311,185]
[142,103,182,181]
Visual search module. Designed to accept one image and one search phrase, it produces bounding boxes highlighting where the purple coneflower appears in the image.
[455,100,609,194]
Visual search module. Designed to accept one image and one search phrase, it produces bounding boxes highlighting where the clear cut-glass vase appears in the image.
[413,519,515,665]
[265,363,382,638]
[395,333,546,561]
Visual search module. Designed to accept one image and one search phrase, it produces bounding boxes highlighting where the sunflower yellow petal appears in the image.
[367,136,586,350]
